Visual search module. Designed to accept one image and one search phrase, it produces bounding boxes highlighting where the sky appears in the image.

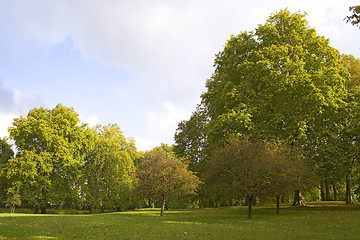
[0,0,360,151]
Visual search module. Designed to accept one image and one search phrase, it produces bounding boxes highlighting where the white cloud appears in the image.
[147,101,190,145]
[79,114,99,128]
[0,112,17,139]
[134,136,159,152]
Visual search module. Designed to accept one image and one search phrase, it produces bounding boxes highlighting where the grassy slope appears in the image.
[0,202,359,239]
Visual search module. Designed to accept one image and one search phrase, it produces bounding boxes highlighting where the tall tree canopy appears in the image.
[6,104,87,213]
[202,9,348,147]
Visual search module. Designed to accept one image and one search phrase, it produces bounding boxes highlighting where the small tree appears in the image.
[136,147,200,216]
[6,185,21,213]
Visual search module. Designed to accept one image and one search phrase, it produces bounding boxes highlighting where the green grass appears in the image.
[1,202,360,239]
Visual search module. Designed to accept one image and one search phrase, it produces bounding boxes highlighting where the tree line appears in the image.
[0,106,199,216]
[1,9,360,219]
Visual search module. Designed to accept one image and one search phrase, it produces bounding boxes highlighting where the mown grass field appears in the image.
[0,202,359,239]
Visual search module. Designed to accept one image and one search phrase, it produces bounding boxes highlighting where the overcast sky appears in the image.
[1,0,359,151]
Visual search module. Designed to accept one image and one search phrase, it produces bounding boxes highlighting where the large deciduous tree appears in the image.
[82,124,137,214]
[6,104,86,213]
[136,147,200,216]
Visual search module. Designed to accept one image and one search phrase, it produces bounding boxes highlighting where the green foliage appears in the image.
[5,186,21,213]
[203,9,347,146]
[205,137,314,217]
[0,137,14,164]
[0,138,14,206]
[174,104,209,172]
[1,105,142,213]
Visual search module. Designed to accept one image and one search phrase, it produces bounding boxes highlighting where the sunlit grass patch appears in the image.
[29,236,58,239]
[1,202,360,239]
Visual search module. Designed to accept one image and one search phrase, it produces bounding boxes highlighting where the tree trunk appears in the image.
[90,177,99,214]
[276,195,280,214]
[319,183,325,201]
[100,207,105,213]
[247,195,253,219]
[10,205,15,214]
[41,206,47,214]
[292,190,300,206]
[160,197,166,217]
[325,178,330,201]
[346,175,354,204]
[281,195,285,204]
[90,203,94,214]
[333,183,338,201]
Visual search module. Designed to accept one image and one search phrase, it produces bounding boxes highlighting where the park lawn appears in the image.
[0,202,359,239]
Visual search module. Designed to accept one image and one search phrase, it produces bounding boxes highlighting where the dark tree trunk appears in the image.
[34,205,40,214]
[292,189,300,206]
[333,183,338,201]
[319,183,325,201]
[325,178,330,201]
[281,195,285,204]
[160,197,166,217]
[247,195,253,219]
[346,175,354,204]
[100,207,105,213]
[276,195,280,214]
